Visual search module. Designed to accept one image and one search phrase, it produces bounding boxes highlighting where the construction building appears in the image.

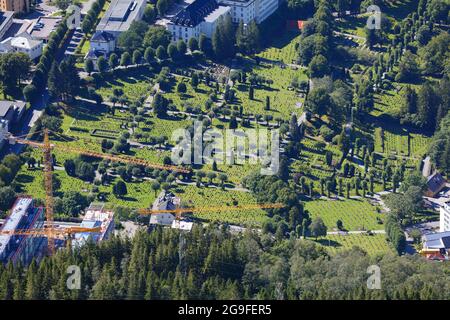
[0,197,47,266]
[73,203,115,247]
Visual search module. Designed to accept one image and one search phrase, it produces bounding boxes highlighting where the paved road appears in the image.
[1,90,48,158]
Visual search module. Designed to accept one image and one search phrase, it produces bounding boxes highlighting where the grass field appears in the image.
[172,184,267,226]
[256,33,301,64]
[314,233,392,256]
[305,198,383,231]
[232,64,307,118]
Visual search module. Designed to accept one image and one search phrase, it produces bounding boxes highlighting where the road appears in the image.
[1,90,48,158]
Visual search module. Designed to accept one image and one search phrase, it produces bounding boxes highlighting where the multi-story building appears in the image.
[167,0,231,43]
[0,197,47,266]
[73,203,115,247]
[421,231,450,261]
[149,191,181,226]
[90,0,146,54]
[0,32,43,59]
[167,0,278,41]
[220,0,256,24]
[0,0,30,13]
[440,201,450,232]
[0,10,13,40]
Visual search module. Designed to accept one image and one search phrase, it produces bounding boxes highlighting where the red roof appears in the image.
[286,20,305,31]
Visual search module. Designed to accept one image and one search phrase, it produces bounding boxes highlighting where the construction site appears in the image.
[0,130,281,266]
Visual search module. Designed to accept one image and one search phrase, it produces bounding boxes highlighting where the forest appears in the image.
[1,227,449,300]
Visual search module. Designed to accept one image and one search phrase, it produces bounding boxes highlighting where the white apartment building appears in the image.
[167,0,231,42]
[440,201,450,232]
[0,32,43,60]
[167,0,279,41]
[220,0,256,24]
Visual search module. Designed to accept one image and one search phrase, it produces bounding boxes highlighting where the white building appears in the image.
[149,191,181,226]
[90,0,146,54]
[0,32,43,59]
[0,119,9,150]
[0,11,14,40]
[254,0,278,23]
[440,201,450,232]
[73,203,115,247]
[167,0,231,42]
[220,0,256,24]
[90,31,116,53]
[167,0,278,42]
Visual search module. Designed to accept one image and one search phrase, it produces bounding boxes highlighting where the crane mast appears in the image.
[43,129,55,254]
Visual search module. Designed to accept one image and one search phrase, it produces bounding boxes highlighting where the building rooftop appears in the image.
[10,33,41,49]
[0,11,14,33]
[97,0,146,33]
[91,30,115,42]
[171,0,219,27]
[0,100,26,118]
[0,197,33,256]
[427,172,446,193]
[204,6,229,23]
[152,191,180,211]
[171,220,193,231]
[28,16,62,41]
[423,231,450,250]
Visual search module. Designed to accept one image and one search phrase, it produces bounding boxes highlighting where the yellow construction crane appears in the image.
[6,129,190,254]
[9,131,190,173]
[137,203,285,221]
[0,226,102,250]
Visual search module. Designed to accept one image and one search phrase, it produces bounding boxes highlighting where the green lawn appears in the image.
[232,64,307,118]
[305,198,384,231]
[172,184,267,227]
[313,233,392,256]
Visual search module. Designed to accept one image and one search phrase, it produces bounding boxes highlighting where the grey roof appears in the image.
[0,11,13,33]
[0,198,33,257]
[423,232,450,250]
[96,0,146,33]
[171,0,219,27]
[153,191,178,211]
[0,100,25,118]
[427,172,446,193]
[91,31,115,42]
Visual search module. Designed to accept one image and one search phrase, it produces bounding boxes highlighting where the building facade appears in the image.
[0,10,13,40]
[0,197,47,266]
[440,201,450,232]
[73,203,115,247]
[167,0,278,42]
[149,191,181,226]
[0,32,43,59]
[90,0,146,54]
[167,0,231,43]
[0,0,30,13]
